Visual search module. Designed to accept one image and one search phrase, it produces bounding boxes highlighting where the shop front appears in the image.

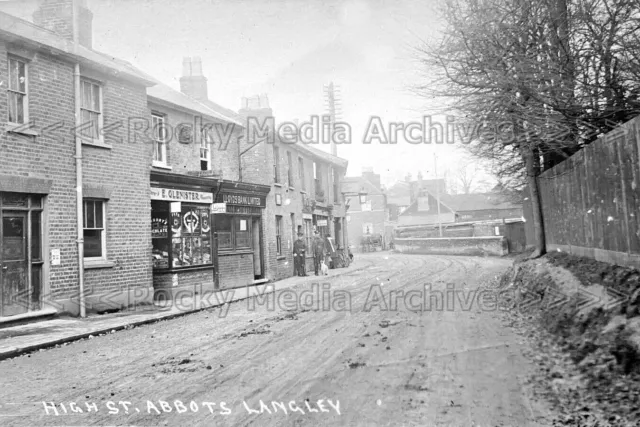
[215,181,270,289]
[150,171,219,301]
[312,205,332,238]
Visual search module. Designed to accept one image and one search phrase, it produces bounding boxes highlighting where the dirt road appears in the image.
[0,253,552,426]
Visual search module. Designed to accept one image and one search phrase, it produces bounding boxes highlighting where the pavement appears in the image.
[0,258,373,361]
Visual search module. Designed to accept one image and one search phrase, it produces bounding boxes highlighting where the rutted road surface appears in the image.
[0,253,552,426]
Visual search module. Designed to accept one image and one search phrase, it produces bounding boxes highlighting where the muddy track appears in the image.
[0,253,553,426]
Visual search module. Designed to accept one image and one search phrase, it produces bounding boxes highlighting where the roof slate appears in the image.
[147,82,243,126]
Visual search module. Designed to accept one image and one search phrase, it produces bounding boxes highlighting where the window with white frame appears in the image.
[80,80,102,142]
[200,127,211,171]
[8,57,28,124]
[83,199,106,259]
[152,113,167,165]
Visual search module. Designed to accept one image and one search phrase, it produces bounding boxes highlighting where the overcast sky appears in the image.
[6,0,493,187]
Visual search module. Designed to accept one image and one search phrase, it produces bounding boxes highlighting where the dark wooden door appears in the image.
[1,212,29,316]
[252,218,263,278]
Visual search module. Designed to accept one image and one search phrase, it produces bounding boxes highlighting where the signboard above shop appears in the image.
[212,203,227,214]
[217,191,266,208]
[151,187,214,203]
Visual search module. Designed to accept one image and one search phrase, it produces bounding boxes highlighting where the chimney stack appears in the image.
[179,57,209,101]
[238,94,275,138]
[362,168,381,190]
[33,0,93,49]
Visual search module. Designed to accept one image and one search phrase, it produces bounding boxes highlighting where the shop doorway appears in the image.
[252,218,263,279]
[334,219,342,248]
[1,193,43,317]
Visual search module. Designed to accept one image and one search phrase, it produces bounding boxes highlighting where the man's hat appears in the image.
[314,230,320,235]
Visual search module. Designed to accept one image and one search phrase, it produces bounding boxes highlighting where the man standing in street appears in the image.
[293,232,307,277]
[312,230,326,276]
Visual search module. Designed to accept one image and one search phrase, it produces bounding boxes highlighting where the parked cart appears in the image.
[360,234,383,252]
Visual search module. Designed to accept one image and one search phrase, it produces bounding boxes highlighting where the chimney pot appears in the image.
[182,57,192,77]
[179,58,208,101]
[192,57,203,76]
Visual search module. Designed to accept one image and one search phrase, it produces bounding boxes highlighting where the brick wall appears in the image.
[394,236,508,256]
[153,268,215,299]
[147,100,244,180]
[218,253,255,289]
[82,75,153,300]
[0,40,153,314]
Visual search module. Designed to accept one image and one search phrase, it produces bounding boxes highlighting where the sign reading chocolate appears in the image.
[218,192,266,208]
[151,187,213,203]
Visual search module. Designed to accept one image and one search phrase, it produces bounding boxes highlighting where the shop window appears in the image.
[275,215,282,255]
[151,207,170,269]
[171,205,212,268]
[152,203,213,270]
[83,199,105,259]
[8,56,28,125]
[235,218,251,249]
[216,215,253,252]
[216,215,233,250]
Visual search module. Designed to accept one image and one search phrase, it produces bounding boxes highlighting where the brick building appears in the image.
[398,191,523,226]
[0,1,156,320]
[0,1,352,322]
[237,95,349,278]
[342,169,389,252]
[146,62,270,295]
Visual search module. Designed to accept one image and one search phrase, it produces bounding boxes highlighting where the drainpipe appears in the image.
[73,0,86,317]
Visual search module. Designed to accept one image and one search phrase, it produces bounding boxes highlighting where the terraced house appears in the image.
[237,95,349,279]
[0,0,156,321]
[0,0,352,322]
[146,58,270,297]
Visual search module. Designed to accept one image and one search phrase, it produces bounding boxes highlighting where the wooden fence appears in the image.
[525,115,640,268]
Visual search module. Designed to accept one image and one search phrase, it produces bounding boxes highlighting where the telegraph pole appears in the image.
[323,82,342,157]
[434,153,443,237]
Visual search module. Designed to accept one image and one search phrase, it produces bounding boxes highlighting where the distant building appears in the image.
[385,177,447,220]
[342,170,389,251]
[398,191,523,226]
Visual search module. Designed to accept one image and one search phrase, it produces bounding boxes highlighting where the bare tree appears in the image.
[415,0,640,257]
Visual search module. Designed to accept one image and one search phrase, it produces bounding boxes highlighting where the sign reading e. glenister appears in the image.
[151,187,214,203]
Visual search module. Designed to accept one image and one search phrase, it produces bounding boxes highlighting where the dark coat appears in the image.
[311,236,325,256]
[293,238,307,255]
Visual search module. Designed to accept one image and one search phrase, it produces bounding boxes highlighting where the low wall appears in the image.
[394,236,508,256]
